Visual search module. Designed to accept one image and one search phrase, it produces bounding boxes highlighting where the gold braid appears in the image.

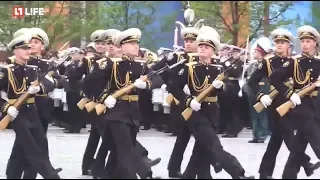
[264,58,272,77]
[188,65,209,92]
[7,67,26,94]
[293,59,310,85]
[112,62,130,89]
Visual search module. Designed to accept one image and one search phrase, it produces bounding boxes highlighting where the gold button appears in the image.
[298,60,300,62]
[311,77,313,80]
[206,67,209,70]
[309,60,312,63]
[141,63,143,66]
[207,75,210,78]
[26,77,28,80]
[129,100,131,102]
[270,60,273,62]
[281,60,284,62]
[129,71,132,74]
[116,62,119,65]
[129,63,131,65]
[234,67,237,69]
[193,66,195,69]
[310,69,313,71]
[208,102,211,105]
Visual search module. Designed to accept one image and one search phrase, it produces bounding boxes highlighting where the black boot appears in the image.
[168,171,183,178]
[304,161,320,177]
[260,174,273,179]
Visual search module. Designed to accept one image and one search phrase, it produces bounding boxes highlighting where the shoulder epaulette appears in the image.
[314,54,320,59]
[186,62,198,67]
[175,52,185,55]
[9,56,15,63]
[85,55,94,60]
[134,60,146,63]
[292,54,303,59]
[39,59,52,63]
[4,64,14,69]
[97,58,108,63]
[110,58,122,62]
[209,64,223,68]
[264,54,275,60]
[25,65,38,68]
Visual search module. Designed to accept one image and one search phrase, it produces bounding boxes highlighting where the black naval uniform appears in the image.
[270,53,320,179]
[83,55,163,178]
[152,51,196,177]
[247,54,316,178]
[169,60,251,179]
[2,62,59,179]
[218,58,245,137]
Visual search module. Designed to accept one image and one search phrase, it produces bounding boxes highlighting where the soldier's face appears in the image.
[253,50,262,59]
[14,47,31,61]
[221,48,230,56]
[121,41,139,57]
[275,40,290,54]
[184,39,197,52]
[300,38,317,53]
[95,41,107,53]
[198,44,214,59]
[115,46,123,57]
[29,38,44,55]
[106,42,116,56]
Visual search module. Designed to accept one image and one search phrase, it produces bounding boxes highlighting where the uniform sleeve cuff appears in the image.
[285,89,294,99]
[98,92,109,103]
[256,92,264,101]
[1,102,10,113]
[184,95,193,107]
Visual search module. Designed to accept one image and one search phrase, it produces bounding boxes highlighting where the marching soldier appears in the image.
[153,20,203,178]
[247,28,320,179]
[3,33,60,179]
[83,27,163,178]
[168,28,254,179]
[270,25,320,179]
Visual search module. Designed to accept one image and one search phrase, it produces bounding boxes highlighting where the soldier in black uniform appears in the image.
[270,25,320,179]
[3,33,60,179]
[168,28,254,179]
[83,28,163,179]
[151,22,201,178]
[247,28,320,179]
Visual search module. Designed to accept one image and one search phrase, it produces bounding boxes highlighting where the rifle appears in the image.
[95,59,187,115]
[181,73,225,121]
[254,81,291,113]
[276,80,320,117]
[0,80,40,130]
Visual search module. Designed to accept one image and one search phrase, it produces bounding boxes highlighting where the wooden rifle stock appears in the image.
[85,101,98,112]
[77,97,89,110]
[95,76,148,115]
[165,93,180,105]
[276,80,319,117]
[254,81,292,113]
[181,74,225,121]
[0,80,39,131]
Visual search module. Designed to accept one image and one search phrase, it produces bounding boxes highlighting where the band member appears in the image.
[83,28,163,178]
[168,29,254,179]
[246,37,271,143]
[270,25,320,179]
[3,33,60,179]
[247,28,320,179]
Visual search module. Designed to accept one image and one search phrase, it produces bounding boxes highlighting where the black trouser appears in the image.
[6,105,59,179]
[82,122,101,172]
[187,113,246,179]
[66,92,86,130]
[167,123,191,172]
[259,106,311,177]
[183,141,212,179]
[282,116,320,179]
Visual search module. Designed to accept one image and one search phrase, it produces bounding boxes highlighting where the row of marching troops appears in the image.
[2,13,320,180]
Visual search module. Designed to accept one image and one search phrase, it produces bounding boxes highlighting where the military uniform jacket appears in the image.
[83,55,163,126]
[248,54,292,105]
[0,62,54,126]
[270,53,320,117]
[169,58,223,126]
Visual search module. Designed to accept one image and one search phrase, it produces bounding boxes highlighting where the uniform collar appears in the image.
[275,53,287,58]
[122,54,134,61]
[30,55,42,59]
[302,52,318,58]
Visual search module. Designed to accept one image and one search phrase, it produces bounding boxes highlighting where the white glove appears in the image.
[190,99,201,111]
[183,85,191,95]
[315,76,320,87]
[290,93,301,106]
[134,79,147,89]
[238,79,246,88]
[7,106,19,119]
[260,95,273,108]
[48,91,55,99]
[45,74,54,83]
[28,83,41,94]
[161,84,167,89]
[212,80,224,89]
[104,95,117,109]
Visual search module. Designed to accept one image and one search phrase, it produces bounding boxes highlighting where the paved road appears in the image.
[0,126,319,179]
